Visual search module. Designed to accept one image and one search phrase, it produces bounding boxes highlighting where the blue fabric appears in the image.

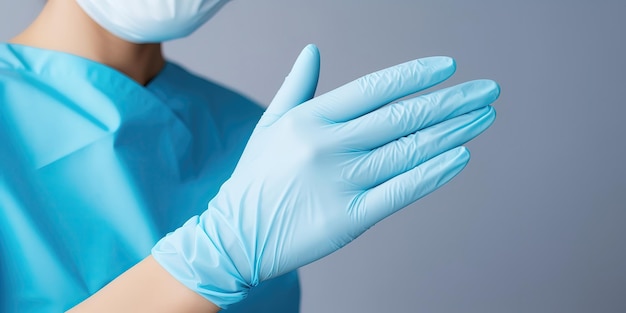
[0,43,299,312]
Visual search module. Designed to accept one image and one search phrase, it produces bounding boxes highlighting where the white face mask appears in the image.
[76,0,229,43]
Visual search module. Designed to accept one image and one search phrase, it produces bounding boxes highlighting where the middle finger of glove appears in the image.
[336,79,500,151]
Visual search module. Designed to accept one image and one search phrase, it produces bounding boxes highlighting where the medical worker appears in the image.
[0,0,500,312]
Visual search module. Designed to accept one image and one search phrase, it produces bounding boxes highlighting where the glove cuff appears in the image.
[151,214,250,309]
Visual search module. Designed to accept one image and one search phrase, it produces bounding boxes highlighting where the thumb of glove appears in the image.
[259,44,321,127]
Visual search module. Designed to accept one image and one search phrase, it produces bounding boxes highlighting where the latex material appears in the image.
[152,45,500,308]
[75,0,229,43]
[0,43,299,312]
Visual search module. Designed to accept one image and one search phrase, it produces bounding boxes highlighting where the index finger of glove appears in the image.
[305,56,456,123]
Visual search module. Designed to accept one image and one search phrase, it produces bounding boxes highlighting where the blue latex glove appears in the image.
[152,44,500,308]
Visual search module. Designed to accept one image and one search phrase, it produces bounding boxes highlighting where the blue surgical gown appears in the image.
[0,43,299,312]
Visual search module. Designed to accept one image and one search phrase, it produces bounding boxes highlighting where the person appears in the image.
[0,0,500,312]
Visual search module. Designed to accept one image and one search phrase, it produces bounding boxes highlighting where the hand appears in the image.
[152,44,500,308]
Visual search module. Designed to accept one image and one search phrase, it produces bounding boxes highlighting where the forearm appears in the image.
[66,256,220,313]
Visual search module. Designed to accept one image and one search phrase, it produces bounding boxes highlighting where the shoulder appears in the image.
[153,62,265,120]
[149,62,267,145]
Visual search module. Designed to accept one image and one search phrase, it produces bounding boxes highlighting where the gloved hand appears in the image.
[152,44,500,308]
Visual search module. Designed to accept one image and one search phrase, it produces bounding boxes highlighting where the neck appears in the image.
[10,0,165,85]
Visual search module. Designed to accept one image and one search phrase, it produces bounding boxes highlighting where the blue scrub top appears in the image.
[0,43,299,312]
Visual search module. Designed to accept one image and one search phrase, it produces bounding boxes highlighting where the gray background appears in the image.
[2,0,625,312]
